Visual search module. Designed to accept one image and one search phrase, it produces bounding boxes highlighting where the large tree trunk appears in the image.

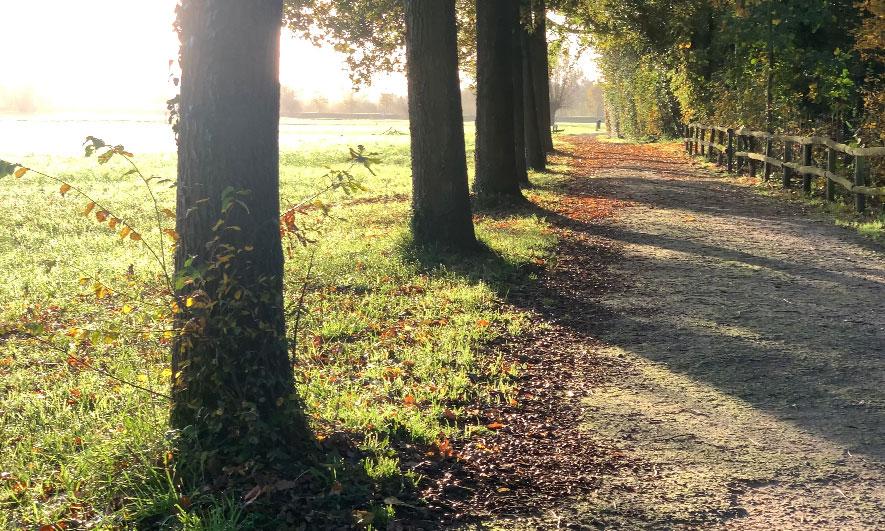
[475,0,523,200]
[511,11,529,187]
[521,25,547,172]
[529,0,554,153]
[404,0,477,248]
[173,0,309,476]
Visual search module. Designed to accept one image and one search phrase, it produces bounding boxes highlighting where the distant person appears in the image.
[596,120,601,131]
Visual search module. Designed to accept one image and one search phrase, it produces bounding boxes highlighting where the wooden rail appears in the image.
[681,123,884,212]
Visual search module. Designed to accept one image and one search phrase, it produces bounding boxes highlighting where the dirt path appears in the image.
[505,136,885,529]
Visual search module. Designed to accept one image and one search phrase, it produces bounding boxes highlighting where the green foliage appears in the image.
[573,0,878,143]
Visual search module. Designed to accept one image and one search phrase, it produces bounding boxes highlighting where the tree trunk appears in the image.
[530,0,554,153]
[512,10,529,187]
[522,25,546,172]
[475,0,523,200]
[404,0,477,248]
[173,0,309,476]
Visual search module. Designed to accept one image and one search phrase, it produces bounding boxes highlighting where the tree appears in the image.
[474,0,523,200]
[549,38,586,124]
[512,17,530,186]
[173,0,309,477]
[521,21,547,171]
[403,0,477,248]
[528,0,555,152]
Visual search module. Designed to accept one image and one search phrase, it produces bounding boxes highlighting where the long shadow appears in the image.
[516,189,885,460]
[575,173,885,257]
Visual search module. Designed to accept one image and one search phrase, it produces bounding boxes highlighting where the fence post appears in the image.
[826,147,836,202]
[691,126,697,155]
[855,156,868,213]
[700,127,706,156]
[709,130,717,163]
[782,141,793,188]
[726,129,734,172]
[802,143,813,194]
[749,137,757,177]
[764,138,773,181]
[717,130,725,166]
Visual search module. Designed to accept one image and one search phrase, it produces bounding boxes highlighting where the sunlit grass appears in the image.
[0,119,558,528]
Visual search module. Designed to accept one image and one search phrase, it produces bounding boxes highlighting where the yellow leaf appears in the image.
[59,183,72,196]
[185,297,195,308]
[161,368,172,378]
[119,227,131,239]
[162,208,175,218]
[14,167,28,178]
[121,304,133,314]
[83,202,96,216]
[130,232,142,241]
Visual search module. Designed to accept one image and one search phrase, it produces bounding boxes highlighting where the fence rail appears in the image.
[682,123,884,212]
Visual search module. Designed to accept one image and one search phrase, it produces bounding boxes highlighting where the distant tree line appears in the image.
[279,86,484,118]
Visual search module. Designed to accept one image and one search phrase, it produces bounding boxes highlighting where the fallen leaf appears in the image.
[486,421,505,430]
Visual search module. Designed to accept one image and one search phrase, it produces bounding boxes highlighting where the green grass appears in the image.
[0,119,560,528]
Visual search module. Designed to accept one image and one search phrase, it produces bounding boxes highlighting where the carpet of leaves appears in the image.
[385,140,656,529]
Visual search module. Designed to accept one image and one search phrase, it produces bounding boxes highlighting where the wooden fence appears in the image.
[682,123,885,212]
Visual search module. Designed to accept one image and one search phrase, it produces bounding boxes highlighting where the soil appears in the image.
[428,136,884,530]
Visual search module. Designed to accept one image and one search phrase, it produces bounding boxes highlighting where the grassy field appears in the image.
[0,119,571,528]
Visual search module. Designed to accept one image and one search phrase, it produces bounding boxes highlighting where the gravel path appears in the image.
[541,137,885,529]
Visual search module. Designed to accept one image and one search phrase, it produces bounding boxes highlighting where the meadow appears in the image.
[0,118,579,528]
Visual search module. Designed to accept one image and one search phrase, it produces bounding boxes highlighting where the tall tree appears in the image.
[529,0,555,152]
[173,0,309,476]
[404,0,477,248]
[475,0,524,200]
[521,22,547,171]
[512,13,530,187]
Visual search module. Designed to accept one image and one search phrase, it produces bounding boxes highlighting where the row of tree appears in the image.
[567,0,884,146]
[171,0,563,484]
[286,0,564,247]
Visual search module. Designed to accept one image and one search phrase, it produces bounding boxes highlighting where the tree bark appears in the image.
[404,0,477,248]
[522,24,546,172]
[530,0,554,153]
[475,0,523,200]
[511,8,529,187]
[173,0,309,475]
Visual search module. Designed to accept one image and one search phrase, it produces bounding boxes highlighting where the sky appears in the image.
[1,1,596,117]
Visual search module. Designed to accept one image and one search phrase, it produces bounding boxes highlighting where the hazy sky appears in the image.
[1,1,595,116]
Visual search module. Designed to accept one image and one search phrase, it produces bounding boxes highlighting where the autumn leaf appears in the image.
[83,202,96,216]
[437,438,454,457]
[162,208,175,218]
[121,304,133,314]
[14,167,28,178]
[59,183,72,196]
[119,227,131,239]
[95,211,108,223]
[108,217,119,229]
[476,318,490,328]
[163,228,179,241]
[129,232,142,241]
[486,421,505,430]
[403,394,417,406]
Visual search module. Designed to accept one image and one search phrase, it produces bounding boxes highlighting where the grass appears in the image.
[0,119,561,528]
